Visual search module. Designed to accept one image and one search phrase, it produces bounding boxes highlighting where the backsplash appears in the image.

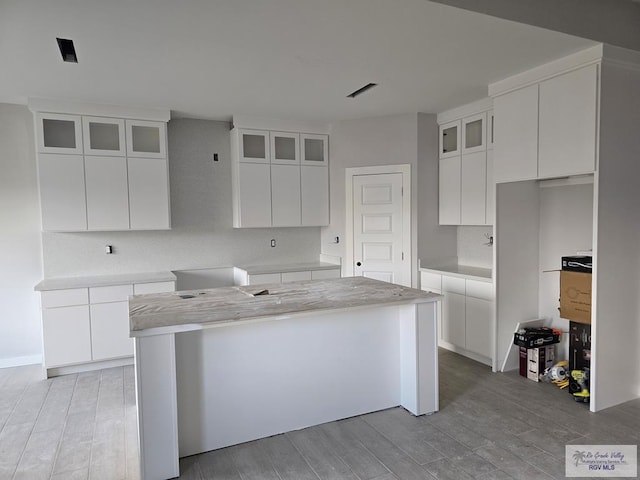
[457,226,493,268]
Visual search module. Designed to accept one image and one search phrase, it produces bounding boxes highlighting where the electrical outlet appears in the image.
[270,239,276,248]
[105,245,113,254]
[213,153,219,162]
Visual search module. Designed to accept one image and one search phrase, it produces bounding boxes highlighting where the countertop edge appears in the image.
[35,271,177,291]
[419,266,492,283]
[236,262,341,275]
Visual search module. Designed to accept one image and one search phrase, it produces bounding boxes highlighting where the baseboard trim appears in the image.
[0,354,42,369]
[46,356,133,378]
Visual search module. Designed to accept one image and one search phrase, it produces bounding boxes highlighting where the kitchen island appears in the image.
[130,277,441,480]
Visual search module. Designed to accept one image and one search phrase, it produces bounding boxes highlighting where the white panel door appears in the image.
[493,84,539,183]
[42,305,92,367]
[237,163,272,227]
[38,153,87,231]
[461,151,487,225]
[85,155,130,230]
[90,301,134,360]
[301,166,329,226]
[538,64,598,178]
[271,164,301,227]
[353,173,404,285]
[439,157,461,225]
[128,157,171,229]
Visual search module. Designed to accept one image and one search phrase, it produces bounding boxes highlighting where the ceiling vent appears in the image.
[56,38,78,63]
[347,83,378,98]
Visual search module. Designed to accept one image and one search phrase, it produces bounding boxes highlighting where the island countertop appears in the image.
[129,276,441,337]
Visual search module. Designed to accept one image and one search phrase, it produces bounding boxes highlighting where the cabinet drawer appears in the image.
[248,273,281,285]
[134,281,175,295]
[41,288,88,308]
[90,284,133,304]
[420,272,442,291]
[466,280,493,301]
[282,271,312,283]
[311,269,340,280]
[442,276,465,295]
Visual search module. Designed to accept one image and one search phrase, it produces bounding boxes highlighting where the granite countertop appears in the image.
[129,276,441,337]
[35,271,177,291]
[236,262,340,275]
[420,265,492,282]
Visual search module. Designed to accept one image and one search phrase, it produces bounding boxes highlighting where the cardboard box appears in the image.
[527,345,555,382]
[561,256,592,273]
[560,271,592,324]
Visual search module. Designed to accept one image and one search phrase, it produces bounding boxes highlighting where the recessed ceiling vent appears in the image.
[347,83,378,98]
[56,38,78,63]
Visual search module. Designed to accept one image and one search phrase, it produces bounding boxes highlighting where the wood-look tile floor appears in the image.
[0,349,638,480]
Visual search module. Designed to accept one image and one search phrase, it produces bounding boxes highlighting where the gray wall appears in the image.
[457,226,493,269]
[0,104,43,366]
[42,118,321,277]
[321,113,457,286]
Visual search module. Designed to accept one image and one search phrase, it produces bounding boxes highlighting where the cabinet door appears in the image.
[271,165,301,227]
[236,163,272,227]
[439,120,461,159]
[248,273,281,285]
[82,116,126,156]
[311,269,340,280]
[90,301,134,360]
[485,149,494,226]
[301,166,329,226]
[465,296,492,359]
[538,64,598,178]
[42,305,91,367]
[270,131,300,165]
[439,157,461,225]
[301,134,328,166]
[282,271,312,283]
[461,151,487,225]
[493,85,539,183]
[462,113,486,155]
[128,157,171,229]
[238,129,270,164]
[125,120,167,158]
[85,155,130,230]
[442,291,465,348]
[420,272,442,292]
[38,153,87,231]
[36,113,83,154]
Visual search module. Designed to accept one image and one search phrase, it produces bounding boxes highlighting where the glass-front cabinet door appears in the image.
[36,113,83,154]
[439,120,460,159]
[300,133,328,166]
[82,116,126,156]
[125,120,167,159]
[270,131,300,165]
[462,113,486,155]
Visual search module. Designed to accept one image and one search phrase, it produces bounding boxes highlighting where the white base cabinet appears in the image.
[421,271,493,366]
[235,265,341,286]
[39,279,175,376]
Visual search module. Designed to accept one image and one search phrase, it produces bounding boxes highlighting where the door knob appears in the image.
[356,262,362,266]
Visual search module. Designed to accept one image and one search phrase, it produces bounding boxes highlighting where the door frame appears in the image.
[345,164,412,286]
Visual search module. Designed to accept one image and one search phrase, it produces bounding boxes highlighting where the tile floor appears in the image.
[0,350,638,479]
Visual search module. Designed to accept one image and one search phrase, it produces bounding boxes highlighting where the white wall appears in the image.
[42,118,321,277]
[0,104,43,367]
[457,226,493,268]
[321,113,456,287]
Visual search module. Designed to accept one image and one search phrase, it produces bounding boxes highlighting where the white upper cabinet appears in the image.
[85,155,130,230]
[82,116,126,156]
[439,120,461,159]
[462,113,486,155]
[437,99,493,226]
[270,131,300,165]
[238,129,270,163]
[301,165,329,226]
[538,64,598,178]
[125,120,167,159]
[38,154,88,232]
[491,63,599,183]
[493,84,539,183]
[232,124,329,228]
[30,101,171,232]
[36,113,83,155]
[301,134,329,166]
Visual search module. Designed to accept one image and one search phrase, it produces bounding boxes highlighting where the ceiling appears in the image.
[0,0,598,122]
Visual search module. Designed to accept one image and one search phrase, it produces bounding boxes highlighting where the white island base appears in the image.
[131,278,441,480]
